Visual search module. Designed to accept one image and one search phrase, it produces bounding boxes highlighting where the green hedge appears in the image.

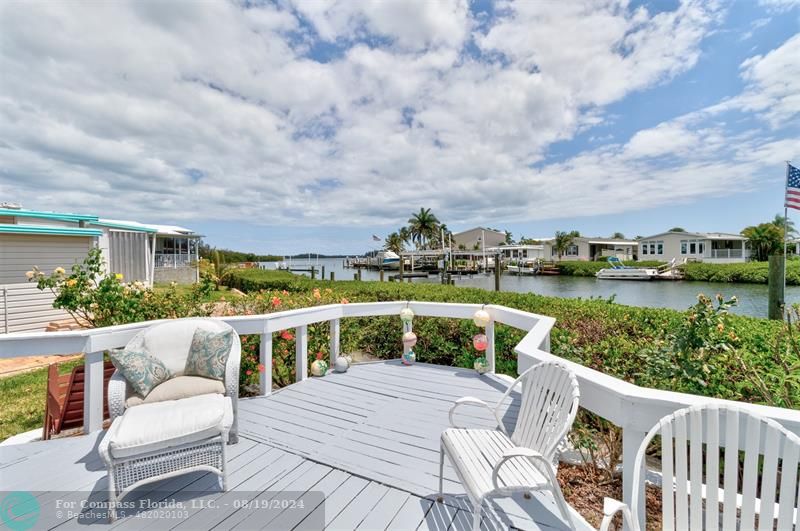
[683,261,800,285]
[226,269,795,408]
[558,259,800,285]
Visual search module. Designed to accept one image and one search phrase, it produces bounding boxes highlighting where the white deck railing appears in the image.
[1,301,798,529]
[706,248,749,259]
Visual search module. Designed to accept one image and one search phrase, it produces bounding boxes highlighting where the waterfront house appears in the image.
[542,236,638,261]
[637,231,749,263]
[451,227,507,250]
[0,206,200,333]
[489,244,546,261]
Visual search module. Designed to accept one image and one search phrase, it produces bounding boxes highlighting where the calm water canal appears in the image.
[273,258,798,318]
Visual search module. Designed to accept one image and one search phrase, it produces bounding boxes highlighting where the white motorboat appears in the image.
[368,250,401,269]
[595,257,658,280]
[506,259,540,275]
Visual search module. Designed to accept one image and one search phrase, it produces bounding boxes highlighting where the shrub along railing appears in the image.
[1,301,798,529]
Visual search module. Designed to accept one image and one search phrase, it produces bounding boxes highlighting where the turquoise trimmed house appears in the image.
[0,206,200,333]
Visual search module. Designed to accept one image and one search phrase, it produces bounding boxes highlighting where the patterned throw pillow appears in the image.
[184,328,233,381]
[110,348,172,397]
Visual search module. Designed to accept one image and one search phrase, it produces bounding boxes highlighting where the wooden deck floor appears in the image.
[0,361,589,530]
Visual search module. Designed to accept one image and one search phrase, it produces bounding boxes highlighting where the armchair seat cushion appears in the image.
[441,428,547,498]
[124,376,226,408]
[108,393,232,459]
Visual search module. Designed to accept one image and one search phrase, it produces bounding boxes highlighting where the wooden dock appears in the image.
[0,361,586,530]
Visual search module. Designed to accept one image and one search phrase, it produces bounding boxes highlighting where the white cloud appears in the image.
[290,0,471,51]
[758,0,800,12]
[732,34,800,127]
[0,0,794,237]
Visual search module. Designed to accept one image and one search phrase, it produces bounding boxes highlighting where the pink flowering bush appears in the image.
[228,287,347,393]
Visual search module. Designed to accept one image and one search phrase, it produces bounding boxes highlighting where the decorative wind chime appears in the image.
[472,307,491,374]
[400,306,416,365]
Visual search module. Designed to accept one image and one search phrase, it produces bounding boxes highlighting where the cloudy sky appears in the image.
[1,0,799,254]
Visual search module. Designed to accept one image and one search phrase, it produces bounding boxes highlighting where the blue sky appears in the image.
[1,0,798,254]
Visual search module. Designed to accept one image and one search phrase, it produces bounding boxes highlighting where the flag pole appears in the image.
[785,161,791,296]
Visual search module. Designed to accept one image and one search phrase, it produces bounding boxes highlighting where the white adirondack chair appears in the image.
[601,404,800,531]
[439,361,580,531]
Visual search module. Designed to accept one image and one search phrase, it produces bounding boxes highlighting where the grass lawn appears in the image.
[152,282,240,302]
[0,358,82,440]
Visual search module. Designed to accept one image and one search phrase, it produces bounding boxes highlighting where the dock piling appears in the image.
[330,272,335,281]
[310,267,316,280]
[768,255,785,320]
[357,269,362,281]
[494,253,501,292]
[379,269,384,282]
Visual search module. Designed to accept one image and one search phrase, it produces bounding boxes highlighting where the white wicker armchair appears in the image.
[108,318,241,443]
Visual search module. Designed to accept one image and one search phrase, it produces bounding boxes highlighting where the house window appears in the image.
[649,243,655,254]
[566,245,579,256]
[642,244,648,255]
[657,242,663,254]
[698,242,704,254]
[681,241,687,254]
[689,242,696,254]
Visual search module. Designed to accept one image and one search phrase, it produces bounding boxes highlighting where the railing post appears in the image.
[329,319,340,368]
[485,319,495,373]
[296,325,308,382]
[259,332,272,395]
[83,350,104,433]
[623,427,647,531]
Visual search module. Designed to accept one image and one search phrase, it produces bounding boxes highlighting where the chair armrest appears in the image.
[599,497,638,531]
[491,447,553,490]
[448,397,503,430]
[107,371,128,421]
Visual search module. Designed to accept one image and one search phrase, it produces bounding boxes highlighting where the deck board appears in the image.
[0,361,587,530]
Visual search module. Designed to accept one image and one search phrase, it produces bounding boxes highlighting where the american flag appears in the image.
[787,163,800,211]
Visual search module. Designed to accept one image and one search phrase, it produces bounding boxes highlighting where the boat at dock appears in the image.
[506,259,541,275]
[368,250,401,269]
[596,257,659,280]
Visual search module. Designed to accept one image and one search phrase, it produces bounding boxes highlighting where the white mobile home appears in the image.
[0,207,200,333]
[489,244,546,261]
[451,227,507,250]
[637,231,749,263]
[541,237,638,261]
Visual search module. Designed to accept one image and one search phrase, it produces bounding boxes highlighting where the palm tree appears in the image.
[742,223,783,261]
[407,208,440,249]
[504,231,514,245]
[211,250,233,289]
[429,223,453,248]
[398,226,412,247]
[772,213,796,238]
[384,232,405,254]
[553,230,579,260]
